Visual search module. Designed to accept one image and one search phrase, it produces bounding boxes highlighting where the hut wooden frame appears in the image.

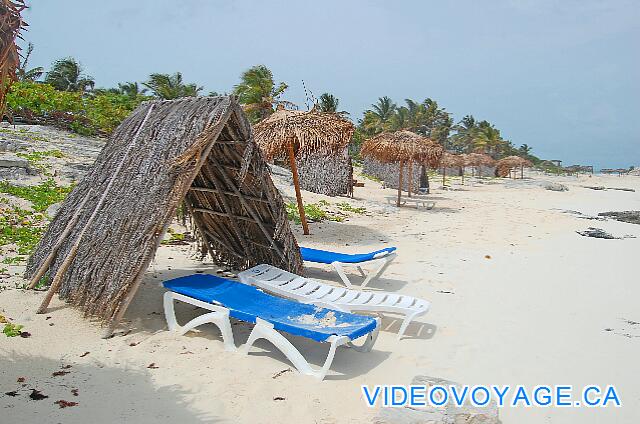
[25,97,303,333]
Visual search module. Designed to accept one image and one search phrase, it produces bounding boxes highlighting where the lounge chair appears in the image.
[238,264,430,340]
[162,274,380,380]
[300,246,397,288]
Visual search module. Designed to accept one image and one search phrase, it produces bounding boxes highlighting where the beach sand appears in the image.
[1,170,639,423]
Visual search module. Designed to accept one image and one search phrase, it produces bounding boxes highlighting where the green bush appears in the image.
[6,82,146,135]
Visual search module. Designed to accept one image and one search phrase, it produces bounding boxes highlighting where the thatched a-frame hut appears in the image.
[496,155,533,178]
[25,96,302,332]
[253,108,355,234]
[361,130,443,206]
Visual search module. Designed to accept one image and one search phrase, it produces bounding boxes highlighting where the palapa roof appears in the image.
[361,130,443,167]
[463,153,495,167]
[496,155,533,177]
[439,152,464,168]
[253,108,355,160]
[26,96,302,323]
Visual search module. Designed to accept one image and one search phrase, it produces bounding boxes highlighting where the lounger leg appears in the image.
[356,266,366,278]
[397,311,423,340]
[163,292,236,351]
[361,253,397,288]
[241,318,350,381]
[331,261,353,288]
[347,318,381,352]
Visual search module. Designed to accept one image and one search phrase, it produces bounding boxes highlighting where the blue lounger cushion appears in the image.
[163,274,377,342]
[300,246,397,264]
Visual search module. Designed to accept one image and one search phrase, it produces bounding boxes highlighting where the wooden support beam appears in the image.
[189,186,268,203]
[193,207,258,223]
[208,157,287,261]
[397,161,404,207]
[288,143,309,235]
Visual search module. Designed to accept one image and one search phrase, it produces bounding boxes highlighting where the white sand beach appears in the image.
[2,162,638,423]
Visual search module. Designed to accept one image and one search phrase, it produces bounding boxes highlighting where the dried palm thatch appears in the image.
[439,152,464,168]
[361,131,443,205]
[297,150,351,196]
[361,130,443,165]
[439,152,464,186]
[0,0,26,119]
[496,155,533,178]
[254,108,355,160]
[25,96,302,327]
[463,153,495,167]
[253,108,355,233]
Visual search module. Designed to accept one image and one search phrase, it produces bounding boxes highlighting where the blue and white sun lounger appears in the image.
[300,246,397,288]
[162,274,380,380]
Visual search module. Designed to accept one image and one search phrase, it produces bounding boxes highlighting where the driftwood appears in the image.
[25,96,302,324]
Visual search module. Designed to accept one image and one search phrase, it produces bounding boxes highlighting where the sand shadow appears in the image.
[296,221,392,245]
[302,265,409,291]
[380,317,437,340]
[0,353,220,423]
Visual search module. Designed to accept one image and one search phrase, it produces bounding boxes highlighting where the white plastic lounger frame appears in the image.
[326,250,397,288]
[238,264,430,340]
[163,291,380,380]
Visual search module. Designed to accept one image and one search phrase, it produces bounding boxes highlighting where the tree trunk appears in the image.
[288,143,309,235]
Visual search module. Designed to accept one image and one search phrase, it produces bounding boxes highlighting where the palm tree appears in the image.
[450,115,477,153]
[142,72,202,100]
[359,96,396,136]
[317,93,339,112]
[233,65,292,122]
[16,42,43,82]
[116,82,146,98]
[44,57,95,92]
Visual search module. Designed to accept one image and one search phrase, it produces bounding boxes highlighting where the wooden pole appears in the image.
[461,167,465,185]
[521,165,524,179]
[27,191,91,289]
[287,142,309,235]
[407,160,413,198]
[397,161,404,207]
[442,166,446,187]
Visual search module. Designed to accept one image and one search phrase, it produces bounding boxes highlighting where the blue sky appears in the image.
[21,0,639,169]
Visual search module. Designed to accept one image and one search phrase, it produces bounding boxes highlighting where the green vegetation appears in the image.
[143,72,202,99]
[3,322,24,337]
[0,206,46,255]
[337,202,366,214]
[161,231,187,245]
[233,65,291,123]
[286,202,344,224]
[16,150,64,175]
[44,57,95,92]
[7,81,147,135]
[2,255,25,264]
[0,178,73,212]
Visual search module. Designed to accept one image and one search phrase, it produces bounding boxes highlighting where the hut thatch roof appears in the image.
[463,153,495,167]
[496,155,533,177]
[253,109,355,160]
[439,152,464,168]
[361,130,443,166]
[26,96,302,324]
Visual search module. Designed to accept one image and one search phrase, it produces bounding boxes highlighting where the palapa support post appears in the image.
[407,160,413,197]
[288,142,309,235]
[521,165,524,179]
[461,166,465,185]
[442,166,446,187]
[397,160,404,207]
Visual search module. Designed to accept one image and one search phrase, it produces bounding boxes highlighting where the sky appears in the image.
[20,0,639,169]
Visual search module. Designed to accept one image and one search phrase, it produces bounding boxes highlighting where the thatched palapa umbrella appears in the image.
[254,108,354,235]
[439,152,464,186]
[496,155,532,178]
[463,153,495,178]
[361,130,443,206]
